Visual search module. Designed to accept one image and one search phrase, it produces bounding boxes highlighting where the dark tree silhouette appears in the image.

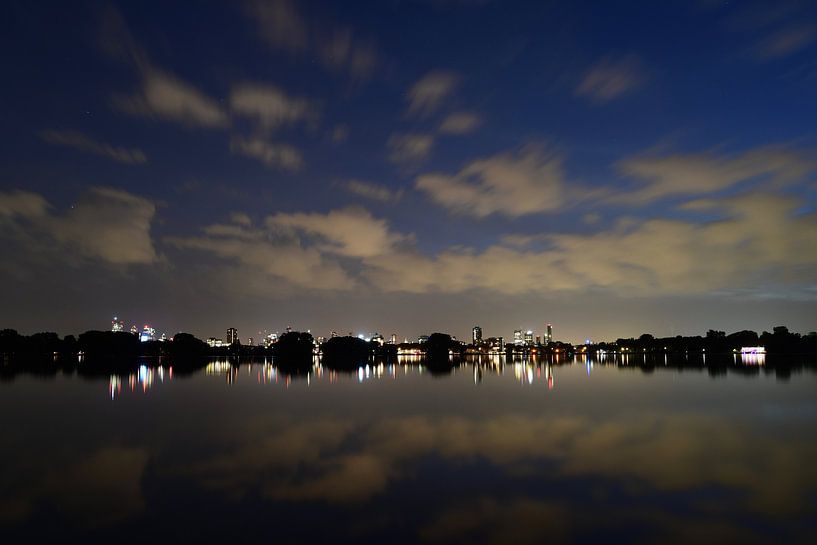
[321,336,371,369]
[425,333,458,367]
[274,331,314,371]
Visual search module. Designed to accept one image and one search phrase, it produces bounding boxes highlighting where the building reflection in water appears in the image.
[105,350,781,398]
[109,364,173,399]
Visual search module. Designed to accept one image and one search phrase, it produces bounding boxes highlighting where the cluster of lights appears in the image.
[108,365,172,399]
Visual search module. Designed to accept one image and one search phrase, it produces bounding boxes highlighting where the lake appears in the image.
[1,356,816,544]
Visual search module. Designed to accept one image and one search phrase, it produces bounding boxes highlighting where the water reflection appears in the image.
[109,364,173,399]
[2,355,815,544]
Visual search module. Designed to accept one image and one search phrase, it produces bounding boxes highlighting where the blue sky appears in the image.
[1,0,816,343]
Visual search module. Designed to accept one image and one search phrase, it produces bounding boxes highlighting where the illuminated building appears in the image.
[535,335,541,345]
[371,333,384,345]
[485,337,504,351]
[139,325,155,343]
[331,331,338,338]
[546,323,553,343]
[207,338,225,348]
[247,337,254,346]
[160,332,167,342]
[418,335,429,344]
[263,332,278,348]
[524,330,533,346]
[472,326,483,345]
[227,327,238,345]
[389,333,398,344]
[111,316,124,332]
[513,329,523,346]
[130,325,138,335]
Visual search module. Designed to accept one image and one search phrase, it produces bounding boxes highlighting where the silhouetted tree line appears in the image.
[1,325,814,379]
[612,326,817,355]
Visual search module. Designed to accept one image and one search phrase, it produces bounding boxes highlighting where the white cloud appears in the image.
[230,136,304,171]
[245,0,377,79]
[115,68,229,128]
[267,207,411,258]
[343,180,404,203]
[616,145,815,204]
[388,133,434,163]
[0,187,157,265]
[0,190,50,220]
[320,28,378,79]
[576,55,645,103]
[438,111,482,135]
[365,192,817,296]
[244,0,308,52]
[406,71,460,116]
[229,83,317,130]
[40,130,147,164]
[415,146,570,217]
[166,213,355,291]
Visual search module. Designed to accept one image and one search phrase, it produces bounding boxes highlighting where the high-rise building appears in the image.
[513,329,523,346]
[472,326,483,345]
[139,325,155,343]
[535,335,541,345]
[389,333,398,344]
[546,323,553,343]
[227,327,238,345]
[130,325,138,335]
[371,333,384,345]
[111,317,124,332]
[524,330,534,346]
[263,333,278,348]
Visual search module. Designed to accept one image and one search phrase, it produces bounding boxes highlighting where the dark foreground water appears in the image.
[1,356,816,544]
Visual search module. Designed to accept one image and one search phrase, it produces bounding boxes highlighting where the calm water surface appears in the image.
[2,358,816,544]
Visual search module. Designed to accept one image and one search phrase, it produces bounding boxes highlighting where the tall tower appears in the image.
[472,326,483,345]
[513,329,523,346]
[546,323,553,343]
[524,330,533,346]
[227,327,238,345]
[111,316,124,332]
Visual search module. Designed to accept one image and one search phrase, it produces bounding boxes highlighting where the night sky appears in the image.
[2,0,816,343]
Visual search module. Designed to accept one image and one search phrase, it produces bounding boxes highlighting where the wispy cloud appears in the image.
[244,0,308,52]
[230,136,303,171]
[365,192,817,296]
[0,187,157,265]
[415,145,572,217]
[40,130,147,164]
[754,24,817,59]
[406,71,460,116]
[114,68,229,129]
[244,0,378,79]
[438,111,482,135]
[267,207,411,258]
[616,145,816,204]
[343,180,404,203]
[166,211,358,291]
[388,133,435,163]
[230,83,318,131]
[576,55,645,103]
